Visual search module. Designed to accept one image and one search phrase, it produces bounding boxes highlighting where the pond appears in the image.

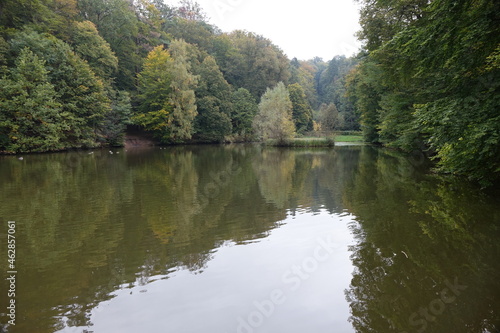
[0,145,499,333]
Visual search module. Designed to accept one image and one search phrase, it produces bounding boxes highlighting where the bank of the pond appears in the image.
[262,134,364,147]
[264,137,336,147]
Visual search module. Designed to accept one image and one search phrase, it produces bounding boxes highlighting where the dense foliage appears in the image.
[0,0,358,152]
[347,0,500,185]
[1,0,497,185]
[253,82,296,143]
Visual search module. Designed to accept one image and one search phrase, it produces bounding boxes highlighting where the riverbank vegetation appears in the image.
[0,0,498,185]
[264,137,336,148]
[0,0,357,153]
[346,0,499,185]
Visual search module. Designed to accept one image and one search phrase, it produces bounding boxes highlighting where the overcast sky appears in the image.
[164,0,362,61]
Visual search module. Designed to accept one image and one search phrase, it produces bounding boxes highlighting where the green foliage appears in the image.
[317,56,359,131]
[136,45,173,115]
[219,30,290,100]
[8,30,110,148]
[167,39,198,142]
[0,36,8,73]
[345,60,384,143]
[356,0,428,52]
[69,20,118,80]
[134,45,173,140]
[77,0,140,90]
[265,137,335,147]
[415,94,500,186]
[135,41,198,143]
[350,0,500,185]
[289,57,319,109]
[0,0,369,154]
[193,55,232,142]
[0,47,64,152]
[253,82,296,143]
[318,103,340,132]
[0,0,77,36]
[166,18,216,52]
[100,90,132,146]
[287,83,313,133]
[230,88,258,138]
[0,0,366,153]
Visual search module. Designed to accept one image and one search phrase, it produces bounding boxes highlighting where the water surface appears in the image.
[0,145,499,333]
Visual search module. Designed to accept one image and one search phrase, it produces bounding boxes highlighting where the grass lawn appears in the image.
[334,134,364,142]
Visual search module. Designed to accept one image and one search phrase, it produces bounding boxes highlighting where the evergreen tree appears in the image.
[0,47,64,152]
[9,30,110,148]
[288,83,313,134]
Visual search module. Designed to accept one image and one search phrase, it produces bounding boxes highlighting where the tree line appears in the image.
[346,0,499,185]
[0,0,358,152]
[2,0,497,185]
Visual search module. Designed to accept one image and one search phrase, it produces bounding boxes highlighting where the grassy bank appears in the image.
[264,137,335,147]
[263,132,364,147]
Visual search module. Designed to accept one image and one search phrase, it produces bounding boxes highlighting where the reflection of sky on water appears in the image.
[57,211,355,333]
[3,146,499,333]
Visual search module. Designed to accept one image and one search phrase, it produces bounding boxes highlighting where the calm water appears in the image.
[0,145,499,333]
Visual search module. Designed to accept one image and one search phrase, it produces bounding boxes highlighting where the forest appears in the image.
[0,0,357,149]
[0,0,498,185]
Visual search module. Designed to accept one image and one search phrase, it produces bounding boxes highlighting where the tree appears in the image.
[0,47,64,152]
[318,103,340,132]
[175,0,208,22]
[0,36,8,73]
[166,18,216,52]
[230,88,258,137]
[193,55,232,142]
[135,41,198,143]
[100,90,132,146]
[289,57,319,110]
[346,60,384,143]
[134,45,174,141]
[77,0,140,89]
[0,0,77,36]
[253,82,295,143]
[352,0,500,185]
[134,0,169,56]
[136,45,173,115]
[70,20,118,80]
[316,55,359,131]
[167,39,198,142]
[9,30,110,147]
[288,83,313,134]
[218,30,290,100]
[356,0,428,52]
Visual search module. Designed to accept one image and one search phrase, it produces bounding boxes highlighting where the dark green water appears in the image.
[0,145,499,333]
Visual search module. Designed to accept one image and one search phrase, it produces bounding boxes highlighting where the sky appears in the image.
[164,0,362,61]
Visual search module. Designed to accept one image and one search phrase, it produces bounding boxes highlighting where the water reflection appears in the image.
[0,145,499,333]
[343,147,500,332]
